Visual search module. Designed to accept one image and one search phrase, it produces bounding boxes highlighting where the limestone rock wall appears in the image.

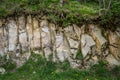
[0,15,120,68]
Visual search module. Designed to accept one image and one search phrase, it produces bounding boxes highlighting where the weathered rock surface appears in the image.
[0,67,5,74]
[108,31,120,61]
[106,54,120,67]
[0,20,3,27]
[55,32,69,62]
[0,16,120,69]
[0,27,5,56]
[8,20,18,52]
[81,34,96,57]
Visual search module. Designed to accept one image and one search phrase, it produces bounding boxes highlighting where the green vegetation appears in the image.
[76,50,83,60]
[100,0,120,30]
[0,0,98,17]
[0,53,119,80]
[0,0,120,29]
[0,55,16,71]
[0,0,99,26]
[0,1,120,80]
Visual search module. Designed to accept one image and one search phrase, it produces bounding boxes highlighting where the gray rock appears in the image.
[108,31,120,61]
[56,33,69,62]
[0,20,2,27]
[81,34,95,57]
[0,67,5,74]
[8,20,17,51]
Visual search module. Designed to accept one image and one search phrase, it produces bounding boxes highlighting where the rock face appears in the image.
[0,67,5,74]
[0,15,120,69]
[0,27,5,56]
[108,31,120,61]
[8,20,18,52]
[81,34,96,57]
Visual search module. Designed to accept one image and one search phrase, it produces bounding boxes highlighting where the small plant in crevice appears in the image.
[1,61,16,72]
[48,53,53,61]
[0,55,16,72]
[76,50,83,60]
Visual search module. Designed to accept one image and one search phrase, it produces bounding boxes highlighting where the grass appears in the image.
[0,0,119,29]
[0,53,120,80]
[63,1,98,16]
[0,0,98,17]
[0,0,99,27]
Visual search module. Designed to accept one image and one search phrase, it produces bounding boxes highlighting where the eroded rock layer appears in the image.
[0,15,120,68]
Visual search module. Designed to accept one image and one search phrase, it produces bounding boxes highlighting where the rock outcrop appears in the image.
[0,15,120,69]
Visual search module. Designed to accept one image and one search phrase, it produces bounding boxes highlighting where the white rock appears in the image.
[33,28,40,48]
[56,33,69,62]
[19,32,28,51]
[69,38,79,49]
[0,67,5,74]
[64,26,75,38]
[56,49,69,62]
[89,25,107,49]
[33,18,41,48]
[26,17,34,50]
[64,25,80,59]
[70,60,82,69]
[68,38,79,58]
[81,34,95,57]
[40,20,48,27]
[41,26,51,47]
[18,16,25,30]
[73,24,81,39]
[106,54,120,66]
[108,31,120,61]
[8,20,17,51]
[0,27,5,56]
[33,18,39,29]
